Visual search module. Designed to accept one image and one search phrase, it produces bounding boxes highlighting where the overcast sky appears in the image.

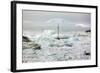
[23,10,91,33]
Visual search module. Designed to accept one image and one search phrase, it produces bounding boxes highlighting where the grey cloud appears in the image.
[23,10,91,33]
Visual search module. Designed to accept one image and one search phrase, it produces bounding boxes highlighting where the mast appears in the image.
[57,24,60,40]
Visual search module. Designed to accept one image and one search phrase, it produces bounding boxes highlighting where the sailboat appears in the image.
[55,23,70,40]
[56,24,60,40]
[55,23,73,47]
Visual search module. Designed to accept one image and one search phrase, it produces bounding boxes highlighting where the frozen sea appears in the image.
[22,30,91,63]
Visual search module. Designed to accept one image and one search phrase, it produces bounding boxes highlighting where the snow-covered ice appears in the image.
[22,30,91,63]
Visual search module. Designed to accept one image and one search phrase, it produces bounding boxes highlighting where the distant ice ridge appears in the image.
[22,30,91,63]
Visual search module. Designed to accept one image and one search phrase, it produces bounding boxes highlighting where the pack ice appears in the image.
[22,30,91,63]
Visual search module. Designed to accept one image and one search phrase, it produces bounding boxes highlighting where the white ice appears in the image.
[22,30,91,63]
